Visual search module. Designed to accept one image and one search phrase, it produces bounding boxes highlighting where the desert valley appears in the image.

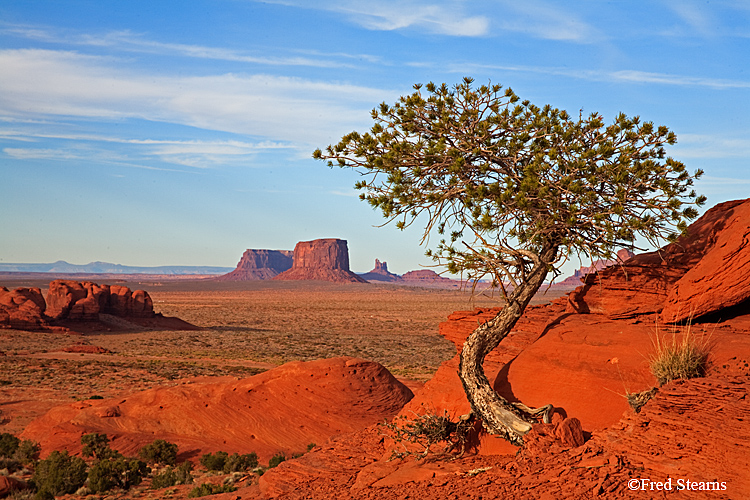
[1,198,750,500]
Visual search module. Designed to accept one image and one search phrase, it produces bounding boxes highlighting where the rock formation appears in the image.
[556,249,636,286]
[400,269,458,287]
[218,249,294,280]
[358,259,402,282]
[22,357,412,462]
[273,239,367,283]
[1,280,159,330]
[46,280,155,321]
[0,286,47,330]
[568,198,750,322]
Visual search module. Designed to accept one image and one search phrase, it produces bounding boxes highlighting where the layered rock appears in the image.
[568,199,750,321]
[400,269,457,287]
[22,357,412,462]
[273,239,367,283]
[0,286,47,330]
[218,249,294,281]
[557,249,636,286]
[358,259,402,282]
[46,280,155,321]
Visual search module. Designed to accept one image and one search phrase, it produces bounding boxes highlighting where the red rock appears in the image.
[60,343,112,354]
[106,285,132,316]
[400,269,454,284]
[273,239,367,283]
[67,282,107,320]
[0,476,28,498]
[0,286,47,330]
[218,249,294,281]
[21,357,412,462]
[661,199,750,323]
[45,280,88,320]
[358,259,402,282]
[568,199,750,320]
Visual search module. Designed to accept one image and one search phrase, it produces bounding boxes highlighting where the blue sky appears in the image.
[1,1,749,276]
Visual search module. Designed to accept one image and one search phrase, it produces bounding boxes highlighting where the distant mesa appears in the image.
[556,249,636,286]
[401,269,457,286]
[0,260,233,275]
[273,238,367,283]
[359,259,402,282]
[217,249,293,281]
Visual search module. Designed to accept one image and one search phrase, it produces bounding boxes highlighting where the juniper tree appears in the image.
[314,78,705,445]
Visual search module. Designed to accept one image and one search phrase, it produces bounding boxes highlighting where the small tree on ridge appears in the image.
[314,78,705,444]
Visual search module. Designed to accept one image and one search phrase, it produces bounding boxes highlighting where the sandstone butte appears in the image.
[272,238,367,283]
[12,199,750,500]
[217,249,293,280]
[358,259,402,282]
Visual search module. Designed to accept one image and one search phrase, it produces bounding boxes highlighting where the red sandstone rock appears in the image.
[21,357,412,462]
[358,259,402,282]
[45,280,88,320]
[0,286,47,330]
[568,199,750,320]
[273,239,367,283]
[0,476,28,498]
[400,269,454,283]
[218,249,294,281]
[661,199,750,323]
[60,343,112,354]
[45,281,155,321]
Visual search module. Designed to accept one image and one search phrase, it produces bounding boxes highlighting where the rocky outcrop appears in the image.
[218,249,294,281]
[46,280,155,321]
[359,259,402,282]
[400,269,457,287]
[557,249,636,286]
[22,357,412,462]
[0,286,47,330]
[568,199,750,321]
[273,239,367,283]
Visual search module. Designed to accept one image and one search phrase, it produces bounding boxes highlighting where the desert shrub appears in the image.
[199,451,228,471]
[223,452,258,473]
[384,410,473,460]
[650,325,710,386]
[306,443,316,452]
[138,439,178,466]
[88,395,104,400]
[0,433,20,458]
[187,482,236,498]
[267,452,286,469]
[87,457,148,493]
[14,439,41,464]
[150,461,194,489]
[0,457,21,472]
[81,432,120,460]
[31,450,88,499]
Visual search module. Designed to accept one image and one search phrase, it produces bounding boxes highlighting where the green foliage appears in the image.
[306,443,317,452]
[314,78,706,290]
[187,482,237,498]
[15,439,41,464]
[0,432,20,458]
[267,452,286,469]
[150,461,194,489]
[223,452,258,473]
[138,439,178,466]
[87,456,148,493]
[199,451,228,471]
[81,432,120,460]
[31,450,87,498]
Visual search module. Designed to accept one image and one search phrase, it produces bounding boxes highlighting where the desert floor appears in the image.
[0,277,568,436]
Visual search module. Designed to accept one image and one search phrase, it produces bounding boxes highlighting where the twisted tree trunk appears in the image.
[458,244,557,445]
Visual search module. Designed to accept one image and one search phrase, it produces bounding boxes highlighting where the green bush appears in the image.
[223,452,258,473]
[199,451,228,471]
[15,439,41,464]
[150,461,194,489]
[187,482,236,498]
[138,439,178,466]
[268,452,286,469]
[0,432,20,458]
[81,433,120,460]
[87,457,148,493]
[31,450,87,499]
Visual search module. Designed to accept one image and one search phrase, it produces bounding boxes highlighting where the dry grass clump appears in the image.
[649,320,711,386]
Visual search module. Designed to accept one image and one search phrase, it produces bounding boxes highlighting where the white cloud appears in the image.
[260,0,490,37]
[672,133,750,159]
[493,0,601,42]
[0,49,395,148]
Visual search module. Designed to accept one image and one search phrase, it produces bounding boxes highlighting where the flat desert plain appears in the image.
[0,277,567,435]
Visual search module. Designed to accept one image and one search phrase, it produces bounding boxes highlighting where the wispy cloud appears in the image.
[0,22,370,69]
[493,0,601,42]
[662,0,718,38]
[673,133,750,159]
[260,0,490,37]
[0,48,396,148]
[443,61,750,89]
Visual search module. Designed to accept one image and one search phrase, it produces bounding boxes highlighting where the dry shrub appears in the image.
[649,319,711,386]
